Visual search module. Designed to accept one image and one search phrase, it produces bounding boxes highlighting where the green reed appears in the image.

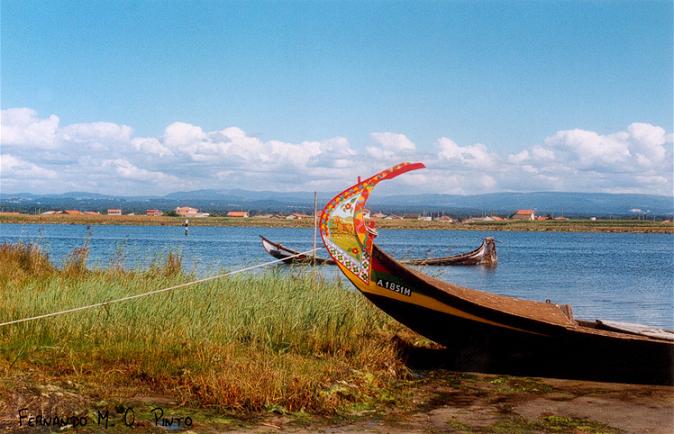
[0,242,406,413]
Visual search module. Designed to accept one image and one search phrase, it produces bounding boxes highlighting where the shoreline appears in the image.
[1,214,673,233]
[2,242,672,433]
[4,369,672,433]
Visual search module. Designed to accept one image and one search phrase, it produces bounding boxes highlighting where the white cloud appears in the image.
[100,158,177,183]
[59,122,132,144]
[0,107,671,196]
[131,137,174,157]
[436,137,496,169]
[0,154,57,179]
[626,122,669,167]
[545,128,631,169]
[366,132,416,161]
[0,108,59,149]
[508,150,529,164]
[501,123,673,194]
[164,122,207,148]
[541,123,673,176]
[531,146,555,161]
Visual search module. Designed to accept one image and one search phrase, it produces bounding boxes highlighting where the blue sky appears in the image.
[1,0,672,195]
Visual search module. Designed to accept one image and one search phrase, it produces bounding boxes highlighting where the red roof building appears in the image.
[511,209,536,220]
[227,211,249,218]
[176,207,198,217]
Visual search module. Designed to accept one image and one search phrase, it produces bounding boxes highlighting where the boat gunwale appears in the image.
[372,243,674,344]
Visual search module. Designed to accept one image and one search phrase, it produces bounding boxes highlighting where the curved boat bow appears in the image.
[320,162,673,385]
[260,234,496,266]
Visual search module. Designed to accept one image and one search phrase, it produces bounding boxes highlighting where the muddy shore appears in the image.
[3,371,672,433]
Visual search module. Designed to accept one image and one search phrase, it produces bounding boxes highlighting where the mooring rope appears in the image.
[0,248,320,328]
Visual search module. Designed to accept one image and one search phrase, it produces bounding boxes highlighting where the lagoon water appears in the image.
[1,223,672,328]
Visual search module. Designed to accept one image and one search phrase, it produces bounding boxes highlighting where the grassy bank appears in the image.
[2,243,671,432]
[1,213,673,233]
[0,242,407,420]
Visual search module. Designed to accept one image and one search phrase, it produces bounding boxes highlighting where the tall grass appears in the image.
[0,243,406,414]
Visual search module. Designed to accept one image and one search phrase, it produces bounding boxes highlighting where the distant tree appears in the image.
[165,210,178,217]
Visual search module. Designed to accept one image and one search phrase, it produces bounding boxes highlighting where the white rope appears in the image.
[0,248,320,328]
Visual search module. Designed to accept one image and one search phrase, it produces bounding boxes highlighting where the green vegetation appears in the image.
[1,213,672,233]
[488,376,555,394]
[0,243,665,432]
[0,242,406,415]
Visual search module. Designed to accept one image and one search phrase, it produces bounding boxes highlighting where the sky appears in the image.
[1,0,672,196]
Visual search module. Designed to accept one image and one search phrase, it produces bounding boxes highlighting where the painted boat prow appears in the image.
[319,162,674,385]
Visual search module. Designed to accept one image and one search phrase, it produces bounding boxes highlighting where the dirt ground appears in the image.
[3,370,672,433]
[243,372,674,434]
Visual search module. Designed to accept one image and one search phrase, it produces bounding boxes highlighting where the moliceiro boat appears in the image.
[260,235,497,266]
[403,237,496,266]
[260,235,334,265]
[319,162,674,385]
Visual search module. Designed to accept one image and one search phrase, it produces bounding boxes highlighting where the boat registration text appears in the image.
[376,279,412,297]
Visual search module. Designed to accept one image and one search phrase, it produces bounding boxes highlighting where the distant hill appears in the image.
[368,192,674,217]
[1,190,672,217]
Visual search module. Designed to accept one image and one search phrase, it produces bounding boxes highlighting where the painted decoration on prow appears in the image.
[320,162,425,282]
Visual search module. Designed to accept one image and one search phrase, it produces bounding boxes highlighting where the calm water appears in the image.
[1,223,672,328]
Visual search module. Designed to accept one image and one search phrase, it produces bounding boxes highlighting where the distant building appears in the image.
[434,215,454,222]
[146,209,162,216]
[511,209,535,220]
[41,210,62,215]
[253,213,273,218]
[535,216,549,221]
[384,214,404,220]
[64,210,82,215]
[463,216,493,223]
[490,216,506,221]
[227,211,249,218]
[417,216,432,221]
[83,211,101,215]
[554,216,569,221]
[590,217,597,221]
[107,208,122,216]
[373,212,387,219]
[176,206,199,217]
[286,213,310,220]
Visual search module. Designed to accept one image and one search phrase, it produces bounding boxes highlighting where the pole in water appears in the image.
[183,219,189,236]
[312,191,318,266]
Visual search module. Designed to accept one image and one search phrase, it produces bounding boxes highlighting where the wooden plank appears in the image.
[598,320,674,341]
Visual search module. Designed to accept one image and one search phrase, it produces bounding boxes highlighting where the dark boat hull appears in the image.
[403,237,496,266]
[260,235,334,264]
[363,292,673,385]
[260,235,497,266]
[318,162,674,386]
[366,244,673,385]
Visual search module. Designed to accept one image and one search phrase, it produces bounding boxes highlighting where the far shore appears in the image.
[1,213,672,233]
